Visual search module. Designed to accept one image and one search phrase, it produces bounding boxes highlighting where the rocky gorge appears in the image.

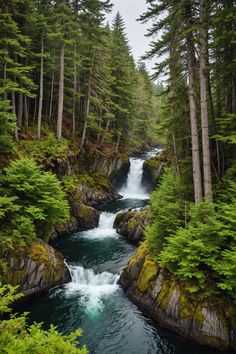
[1,149,130,299]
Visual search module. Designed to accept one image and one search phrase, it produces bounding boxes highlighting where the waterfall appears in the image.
[119,157,149,199]
[64,265,119,312]
[78,212,118,240]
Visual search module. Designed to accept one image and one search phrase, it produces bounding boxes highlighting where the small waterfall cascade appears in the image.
[65,265,119,312]
[78,212,117,240]
[119,158,148,199]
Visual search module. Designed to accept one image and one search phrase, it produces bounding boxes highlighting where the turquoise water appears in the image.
[20,152,223,354]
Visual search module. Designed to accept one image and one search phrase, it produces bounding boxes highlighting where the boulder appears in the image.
[120,242,236,352]
[114,207,150,243]
[51,203,100,239]
[2,238,71,298]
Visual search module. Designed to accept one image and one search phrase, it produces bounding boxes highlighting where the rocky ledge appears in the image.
[114,207,150,243]
[51,201,100,240]
[120,242,236,352]
[2,238,71,298]
[142,153,164,189]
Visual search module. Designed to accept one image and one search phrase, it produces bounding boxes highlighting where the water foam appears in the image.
[65,266,119,313]
[119,158,149,200]
[78,212,117,240]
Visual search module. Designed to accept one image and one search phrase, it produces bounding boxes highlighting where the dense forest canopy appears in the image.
[0,0,159,154]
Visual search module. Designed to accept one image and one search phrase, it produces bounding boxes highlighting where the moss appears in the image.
[77,172,112,193]
[117,152,129,163]
[137,254,158,292]
[127,217,136,231]
[28,244,49,265]
[4,269,24,286]
[157,278,176,312]
[114,212,126,225]
[76,204,94,221]
[127,242,149,268]
[178,290,203,323]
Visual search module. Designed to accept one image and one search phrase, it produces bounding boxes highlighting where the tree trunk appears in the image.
[187,29,202,203]
[232,80,236,114]
[115,132,121,153]
[18,93,23,127]
[3,62,7,100]
[172,132,180,176]
[37,34,44,139]
[97,107,103,141]
[49,72,54,122]
[72,50,77,137]
[11,92,18,140]
[80,76,91,150]
[24,95,29,129]
[57,43,64,140]
[200,0,213,202]
[101,119,110,145]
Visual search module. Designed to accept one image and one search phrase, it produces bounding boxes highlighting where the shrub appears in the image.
[158,202,223,293]
[145,170,186,254]
[20,133,70,162]
[0,158,69,247]
[0,285,88,354]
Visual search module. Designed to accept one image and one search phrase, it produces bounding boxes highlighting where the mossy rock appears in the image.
[137,254,158,292]
[114,208,150,243]
[1,238,71,298]
[120,244,236,351]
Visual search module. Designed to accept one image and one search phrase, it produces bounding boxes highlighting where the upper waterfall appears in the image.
[119,157,149,200]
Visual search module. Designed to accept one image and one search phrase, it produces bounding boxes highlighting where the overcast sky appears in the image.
[106,0,155,73]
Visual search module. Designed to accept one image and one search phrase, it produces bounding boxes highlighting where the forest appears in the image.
[0,0,236,353]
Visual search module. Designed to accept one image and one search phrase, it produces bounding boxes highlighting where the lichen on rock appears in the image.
[120,242,236,352]
[1,238,71,298]
[114,207,150,243]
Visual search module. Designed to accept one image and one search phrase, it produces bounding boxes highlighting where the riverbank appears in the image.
[120,242,236,352]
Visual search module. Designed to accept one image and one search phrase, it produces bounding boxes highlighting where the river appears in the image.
[21,148,218,354]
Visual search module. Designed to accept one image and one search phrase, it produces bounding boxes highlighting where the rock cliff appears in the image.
[2,238,71,298]
[120,242,236,352]
[142,154,164,189]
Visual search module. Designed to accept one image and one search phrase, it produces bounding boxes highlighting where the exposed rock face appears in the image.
[2,238,71,298]
[79,181,121,206]
[49,150,128,208]
[78,150,130,182]
[120,242,236,352]
[142,154,164,190]
[51,202,100,239]
[114,207,150,243]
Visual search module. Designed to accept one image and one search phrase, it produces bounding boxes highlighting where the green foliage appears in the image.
[62,175,79,193]
[158,202,223,293]
[145,170,185,254]
[148,181,236,300]
[0,158,69,247]
[0,285,88,354]
[0,100,16,159]
[20,133,70,163]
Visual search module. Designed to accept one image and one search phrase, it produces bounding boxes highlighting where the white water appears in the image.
[60,150,161,313]
[77,212,118,240]
[119,158,149,199]
[65,266,119,313]
[145,147,163,159]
